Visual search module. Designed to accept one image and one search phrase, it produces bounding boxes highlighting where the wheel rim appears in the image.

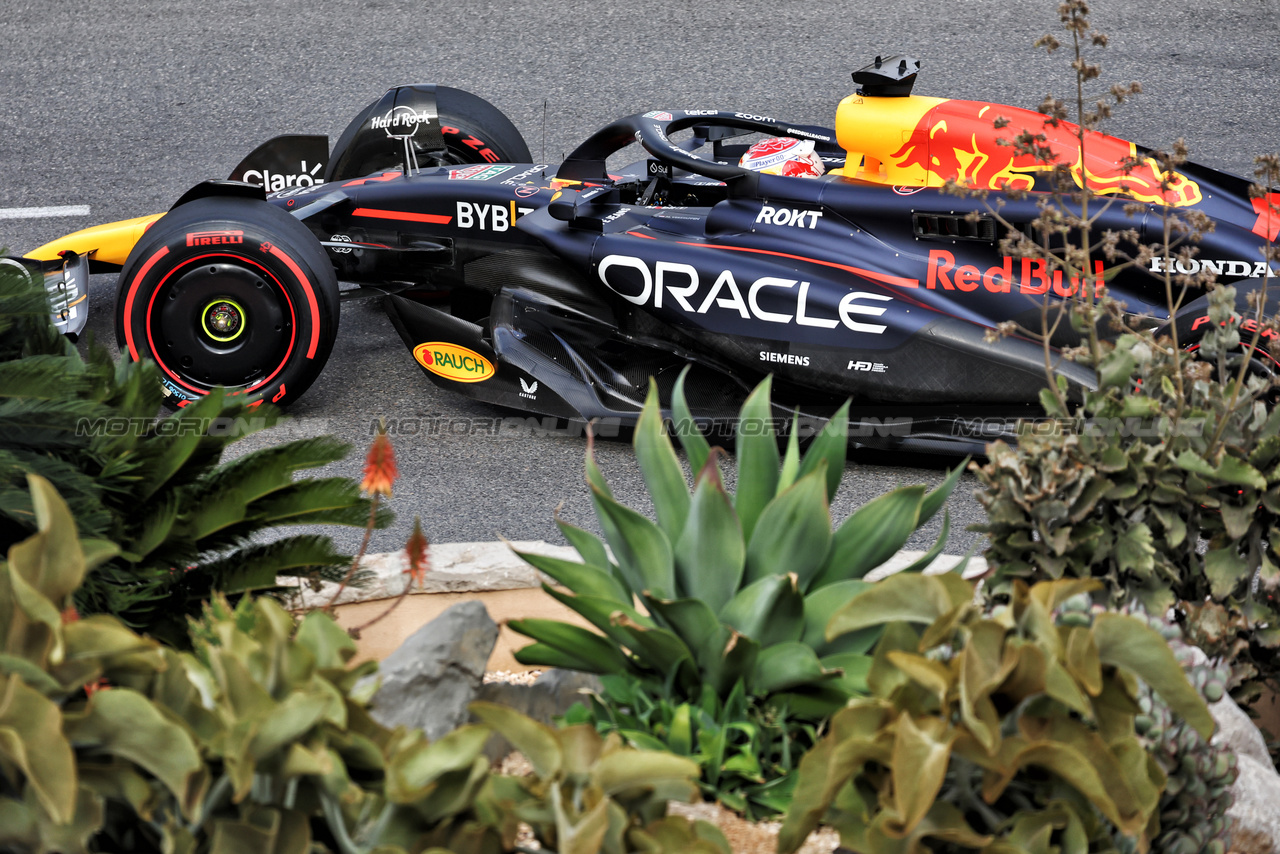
[148,257,295,393]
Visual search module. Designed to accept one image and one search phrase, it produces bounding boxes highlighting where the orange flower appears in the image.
[404,517,430,587]
[61,606,80,624]
[361,425,398,497]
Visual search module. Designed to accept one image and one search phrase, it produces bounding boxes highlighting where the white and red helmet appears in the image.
[738,137,825,178]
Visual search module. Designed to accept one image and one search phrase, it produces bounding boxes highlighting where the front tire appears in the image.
[115,196,339,408]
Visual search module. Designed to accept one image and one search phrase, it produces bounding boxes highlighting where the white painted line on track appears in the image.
[0,205,91,220]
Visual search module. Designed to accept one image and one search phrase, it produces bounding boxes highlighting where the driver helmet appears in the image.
[739,137,825,178]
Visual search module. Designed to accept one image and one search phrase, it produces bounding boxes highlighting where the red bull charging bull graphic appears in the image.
[834,95,1202,207]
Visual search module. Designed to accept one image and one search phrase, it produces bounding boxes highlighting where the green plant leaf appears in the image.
[294,611,357,670]
[584,428,613,500]
[819,652,874,696]
[471,701,565,780]
[62,687,203,818]
[797,400,850,502]
[1113,522,1155,575]
[591,486,676,600]
[385,724,491,803]
[612,618,699,691]
[889,712,956,834]
[1091,613,1214,739]
[516,550,631,605]
[645,597,726,669]
[136,391,226,502]
[591,747,700,796]
[704,632,759,700]
[10,474,91,605]
[753,642,835,694]
[508,619,630,674]
[1175,449,1267,489]
[0,673,77,824]
[826,572,973,640]
[541,587,654,654]
[800,579,877,657]
[920,460,967,525]
[734,377,780,542]
[672,365,712,477]
[668,703,693,755]
[893,510,953,575]
[886,652,953,704]
[551,780,610,854]
[673,456,744,613]
[957,620,1010,753]
[556,515,613,571]
[635,380,691,541]
[745,471,832,589]
[718,574,804,646]
[809,485,927,590]
[1204,546,1249,598]
[778,412,802,494]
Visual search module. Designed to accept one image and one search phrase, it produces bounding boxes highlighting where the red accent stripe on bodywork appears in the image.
[351,208,453,225]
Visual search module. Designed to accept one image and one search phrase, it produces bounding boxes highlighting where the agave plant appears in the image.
[510,372,962,719]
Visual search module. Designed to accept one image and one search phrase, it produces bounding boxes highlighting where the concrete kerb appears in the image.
[285,541,989,612]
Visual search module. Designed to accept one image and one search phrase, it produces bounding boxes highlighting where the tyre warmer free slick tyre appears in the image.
[115,196,339,408]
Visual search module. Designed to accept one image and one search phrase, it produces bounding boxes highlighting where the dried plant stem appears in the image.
[323,493,381,614]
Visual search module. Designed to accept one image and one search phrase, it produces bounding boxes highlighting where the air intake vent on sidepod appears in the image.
[912,212,996,242]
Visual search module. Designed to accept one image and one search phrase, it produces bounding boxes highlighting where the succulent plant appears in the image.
[510,373,962,717]
[777,575,1216,854]
[972,283,1280,718]
[1055,594,1237,854]
[509,373,961,817]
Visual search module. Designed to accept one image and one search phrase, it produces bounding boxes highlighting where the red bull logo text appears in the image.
[927,250,1105,298]
[889,100,1202,207]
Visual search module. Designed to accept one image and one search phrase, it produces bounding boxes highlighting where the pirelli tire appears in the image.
[115,196,339,409]
[325,86,533,182]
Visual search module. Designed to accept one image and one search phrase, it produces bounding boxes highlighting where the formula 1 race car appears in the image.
[14,56,1280,454]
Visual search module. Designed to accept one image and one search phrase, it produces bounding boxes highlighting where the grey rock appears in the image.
[1227,754,1280,854]
[1212,694,1274,768]
[367,600,499,742]
[474,669,603,760]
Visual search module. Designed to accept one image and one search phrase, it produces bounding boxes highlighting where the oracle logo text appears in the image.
[597,254,891,334]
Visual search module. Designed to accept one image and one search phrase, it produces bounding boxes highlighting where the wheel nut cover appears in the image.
[202,298,246,342]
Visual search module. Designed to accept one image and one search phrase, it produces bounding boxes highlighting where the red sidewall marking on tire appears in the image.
[123,245,171,360]
[264,243,320,359]
[143,252,298,396]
